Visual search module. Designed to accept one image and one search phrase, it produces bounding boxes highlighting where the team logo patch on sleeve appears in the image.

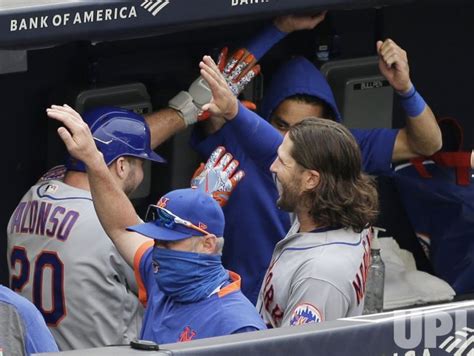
[179,326,197,342]
[290,303,323,326]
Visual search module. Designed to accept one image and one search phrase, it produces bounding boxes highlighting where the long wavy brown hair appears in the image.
[288,118,379,232]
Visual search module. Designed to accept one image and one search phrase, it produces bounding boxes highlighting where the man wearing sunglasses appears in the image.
[46,105,266,344]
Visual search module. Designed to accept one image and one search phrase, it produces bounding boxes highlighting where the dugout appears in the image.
[0,0,473,348]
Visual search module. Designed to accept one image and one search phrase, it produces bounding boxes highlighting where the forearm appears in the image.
[245,23,287,61]
[145,108,186,149]
[86,154,148,266]
[404,102,442,157]
[393,87,442,161]
[228,103,282,168]
[246,14,328,60]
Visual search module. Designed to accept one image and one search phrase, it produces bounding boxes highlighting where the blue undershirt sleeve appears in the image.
[245,23,288,61]
[350,128,399,175]
[227,102,283,170]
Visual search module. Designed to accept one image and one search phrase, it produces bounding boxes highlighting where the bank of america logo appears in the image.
[141,0,170,16]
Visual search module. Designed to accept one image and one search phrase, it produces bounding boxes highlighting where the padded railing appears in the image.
[37,300,474,356]
[0,0,411,49]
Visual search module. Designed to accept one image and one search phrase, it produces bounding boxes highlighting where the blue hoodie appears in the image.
[260,56,398,174]
[191,30,398,304]
[260,56,342,122]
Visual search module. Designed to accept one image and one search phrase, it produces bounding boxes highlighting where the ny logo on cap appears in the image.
[157,197,169,208]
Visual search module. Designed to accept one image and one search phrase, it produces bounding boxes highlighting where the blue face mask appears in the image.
[152,247,229,303]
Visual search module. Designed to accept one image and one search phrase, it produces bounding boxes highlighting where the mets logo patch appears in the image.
[179,326,197,342]
[290,303,323,326]
[157,197,169,208]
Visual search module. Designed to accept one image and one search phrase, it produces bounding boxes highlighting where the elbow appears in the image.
[433,137,443,154]
[429,136,443,156]
[430,129,443,155]
[419,133,443,157]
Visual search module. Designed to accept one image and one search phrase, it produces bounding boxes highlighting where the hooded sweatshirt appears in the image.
[191,32,398,305]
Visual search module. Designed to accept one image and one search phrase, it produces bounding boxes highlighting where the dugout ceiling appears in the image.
[0,0,411,49]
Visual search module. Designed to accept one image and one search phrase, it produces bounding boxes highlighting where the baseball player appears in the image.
[260,119,378,326]
[187,15,442,305]
[7,107,165,350]
[198,57,379,326]
[45,104,266,344]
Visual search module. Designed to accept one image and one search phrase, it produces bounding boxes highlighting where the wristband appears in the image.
[397,85,426,118]
[245,23,287,61]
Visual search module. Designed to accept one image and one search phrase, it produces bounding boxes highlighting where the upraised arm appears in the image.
[247,12,328,61]
[198,12,328,136]
[200,56,282,170]
[377,39,442,161]
[145,108,186,149]
[47,104,150,267]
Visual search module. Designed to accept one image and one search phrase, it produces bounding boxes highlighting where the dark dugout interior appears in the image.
[1,0,472,285]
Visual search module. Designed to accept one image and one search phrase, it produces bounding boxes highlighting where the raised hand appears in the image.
[376,39,412,94]
[191,146,245,207]
[46,104,103,168]
[169,47,260,125]
[200,55,239,120]
[194,47,260,121]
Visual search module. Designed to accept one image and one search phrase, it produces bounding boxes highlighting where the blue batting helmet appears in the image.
[66,107,166,172]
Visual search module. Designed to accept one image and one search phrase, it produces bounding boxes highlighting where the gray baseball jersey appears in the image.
[7,179,143,350]
[256,220,372,328]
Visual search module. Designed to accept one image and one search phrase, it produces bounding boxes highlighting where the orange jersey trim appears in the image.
[218,270,241,298]
[134,240,154,307]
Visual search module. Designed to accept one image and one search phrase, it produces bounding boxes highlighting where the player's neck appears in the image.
[64,171,91,192]
[296,211,320,233]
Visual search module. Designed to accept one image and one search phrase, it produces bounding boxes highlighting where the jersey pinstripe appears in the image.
[7,180,143,350]
[257,221,372,327]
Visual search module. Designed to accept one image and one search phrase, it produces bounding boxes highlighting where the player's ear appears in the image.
[201,234,217,254]
[112,157,128,179]
[303,169,320,191]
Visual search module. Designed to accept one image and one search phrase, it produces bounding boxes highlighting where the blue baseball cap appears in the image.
[127,188,225,241]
